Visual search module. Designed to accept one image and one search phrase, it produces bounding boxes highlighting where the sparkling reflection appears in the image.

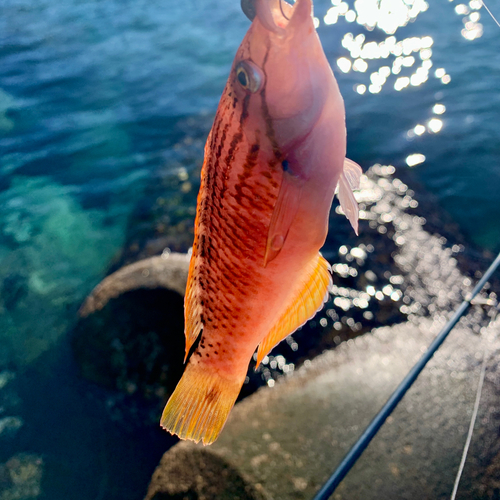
[354,0,429,34]
[326,0,485,96]
[452,0,485,39]
[406,153,426,166]
[427,118,443,133]
[337,28,436,92]
[432,103,446,114]
[413,124,425,136]
[337,57,352,73]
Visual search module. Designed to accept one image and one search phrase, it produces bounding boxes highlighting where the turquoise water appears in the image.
[0,0,499,498]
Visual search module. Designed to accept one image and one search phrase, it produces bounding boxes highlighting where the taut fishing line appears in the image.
[481,0,500,28]
[450,345,489,500]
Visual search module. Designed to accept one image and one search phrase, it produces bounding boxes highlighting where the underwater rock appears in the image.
[0,417,23,440]
[0,453,43,500]
[0,371,22,441]
[73,253,189,407]
[0,176,125,368]
[79,252,190,317]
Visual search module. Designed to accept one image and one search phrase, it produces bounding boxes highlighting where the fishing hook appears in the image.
[241,0,292,22]
[241,0,256,21]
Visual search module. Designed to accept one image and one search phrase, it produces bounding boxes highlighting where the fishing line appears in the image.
[279,0,291,20]
[481,0,500,28]
[450,344,488,500]
[312,250,500,500]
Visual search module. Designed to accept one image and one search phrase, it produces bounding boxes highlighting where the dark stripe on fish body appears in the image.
[199,234,206,258]
[239,93,251,125]
[223,131,244,180]
[261,93,282,164]
[258,44,283,164]
[214,123,230,173]
[198,117,225,225]
[240,141,260,178]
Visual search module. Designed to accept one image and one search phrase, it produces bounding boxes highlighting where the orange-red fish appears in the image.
[161,0,361,445]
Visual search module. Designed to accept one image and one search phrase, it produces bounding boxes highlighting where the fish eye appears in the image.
[235,60,264,93]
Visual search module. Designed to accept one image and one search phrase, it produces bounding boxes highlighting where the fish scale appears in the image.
[190,108,280,347]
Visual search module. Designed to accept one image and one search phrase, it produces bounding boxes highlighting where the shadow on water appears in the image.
[73,288,186,402]
[4,318,179,500]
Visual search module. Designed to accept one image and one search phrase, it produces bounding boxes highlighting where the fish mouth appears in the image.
[244,0,308,35]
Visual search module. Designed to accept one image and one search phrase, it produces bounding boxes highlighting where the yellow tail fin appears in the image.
[160,361,244,445]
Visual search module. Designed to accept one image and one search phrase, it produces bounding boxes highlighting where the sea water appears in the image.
[0,0,499,498]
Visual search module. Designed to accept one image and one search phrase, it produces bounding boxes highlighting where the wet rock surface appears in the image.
[79,253,190,317]
[73,287,185,407]
[144,446,266,500]
[147,312,500,500]
[0,453,43,500]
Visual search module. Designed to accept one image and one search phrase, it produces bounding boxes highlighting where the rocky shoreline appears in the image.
[72,161,498,409]
[2,154,498,500]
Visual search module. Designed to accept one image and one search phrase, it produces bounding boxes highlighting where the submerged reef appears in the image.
[0,176,125,367]
[0,453,43,500]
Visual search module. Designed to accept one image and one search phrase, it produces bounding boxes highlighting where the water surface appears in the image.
[0,0,499,498]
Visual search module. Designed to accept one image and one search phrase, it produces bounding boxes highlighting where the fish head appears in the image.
[231,0,343,152]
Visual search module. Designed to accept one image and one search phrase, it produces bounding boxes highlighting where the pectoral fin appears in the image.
[264,169,304,266]
[338,158,362,236]
[256,253,332,366]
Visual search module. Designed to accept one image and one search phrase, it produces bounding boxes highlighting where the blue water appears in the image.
[0,0,499,498]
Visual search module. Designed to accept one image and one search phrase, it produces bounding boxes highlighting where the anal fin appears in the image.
[256,253,332,366]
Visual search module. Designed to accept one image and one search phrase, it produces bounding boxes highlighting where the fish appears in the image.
[160,0,362,445]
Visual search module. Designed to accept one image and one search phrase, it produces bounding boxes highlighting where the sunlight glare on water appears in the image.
[452,0,485,39]
[406,153,426,167]
[330,0,486,97]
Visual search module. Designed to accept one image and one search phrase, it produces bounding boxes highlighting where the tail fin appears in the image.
[160,361,244,445]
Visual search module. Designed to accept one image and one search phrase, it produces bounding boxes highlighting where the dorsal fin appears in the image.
[338,158,362,235]
[256,253,332,366]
